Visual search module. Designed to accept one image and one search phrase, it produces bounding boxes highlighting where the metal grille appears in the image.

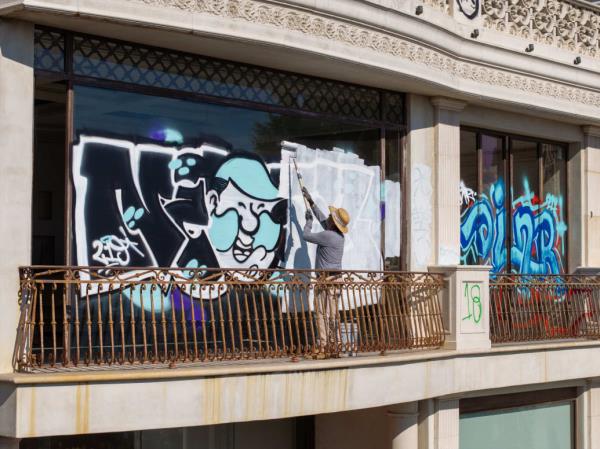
[14,266,444,372]
[34,28,65,73]
[33,27,405,125]
[384,92,404,126]
[490,274,600,343]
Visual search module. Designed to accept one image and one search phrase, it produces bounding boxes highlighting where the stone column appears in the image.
[428,265,491,351]
[417,399,460,449]
[435,400,459,449]
[430,97,467,266]
[388,402,419,449]
[0,19,34,373]
[582,126,600,267]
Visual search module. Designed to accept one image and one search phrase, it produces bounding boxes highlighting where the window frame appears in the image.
[460,126,569,273]
[32,26,408,270]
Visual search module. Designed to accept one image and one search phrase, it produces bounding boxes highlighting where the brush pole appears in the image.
[292,158,312,211]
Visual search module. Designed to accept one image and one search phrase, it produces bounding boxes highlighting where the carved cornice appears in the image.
[483,0,600,58]
[423,0,450,14]
[131,0,600,108]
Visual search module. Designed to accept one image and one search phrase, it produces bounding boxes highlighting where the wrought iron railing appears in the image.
[490,274,600,343]
[14,266,445,372]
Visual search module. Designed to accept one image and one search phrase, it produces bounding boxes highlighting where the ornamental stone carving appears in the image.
[457,0,479,19]
[131,0,600,107]
[424,0,450,13]
[483,0,600,57]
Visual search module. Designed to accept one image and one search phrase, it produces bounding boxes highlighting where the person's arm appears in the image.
[302,188,328,225]
[303,210,330,245]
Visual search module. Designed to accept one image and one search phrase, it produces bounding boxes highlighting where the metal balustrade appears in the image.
[13,266,445,372]
[490,274,600,343]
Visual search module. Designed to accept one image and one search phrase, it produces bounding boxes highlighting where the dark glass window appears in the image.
[71,86,399,272]
[33,27,405,273]
[32,80,66,265]
[33,28,404,126]
[460,129,567,274]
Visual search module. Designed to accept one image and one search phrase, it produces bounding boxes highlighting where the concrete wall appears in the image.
[0,19,34,373]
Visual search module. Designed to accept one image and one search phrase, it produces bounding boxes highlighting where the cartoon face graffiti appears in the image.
[206,155,286,270]
[456,0,478,19]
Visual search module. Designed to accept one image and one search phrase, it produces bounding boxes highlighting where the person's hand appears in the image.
[305,210,313,221]
[302,187,314,204]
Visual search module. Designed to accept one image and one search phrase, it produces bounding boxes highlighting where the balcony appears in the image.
[13,267,446,372]
[490,273,600,343]
[14,266,600,374]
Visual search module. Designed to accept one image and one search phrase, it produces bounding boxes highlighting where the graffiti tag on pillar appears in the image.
[462,282,482,324]
[460,281,486,334]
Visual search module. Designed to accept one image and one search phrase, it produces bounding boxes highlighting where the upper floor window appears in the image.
[460,129,568,274]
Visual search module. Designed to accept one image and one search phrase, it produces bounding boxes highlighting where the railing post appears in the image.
[428,265,491,351]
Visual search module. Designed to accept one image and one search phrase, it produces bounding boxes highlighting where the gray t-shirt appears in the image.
[302,204,345,270]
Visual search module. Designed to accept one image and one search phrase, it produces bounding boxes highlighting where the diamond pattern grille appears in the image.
[34,29,65,73]
[34,28,404,125]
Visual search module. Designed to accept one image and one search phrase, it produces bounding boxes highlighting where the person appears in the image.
[301,187,350,357]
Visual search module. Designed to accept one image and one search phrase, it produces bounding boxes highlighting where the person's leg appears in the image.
[325,284,341,355]
[315,286,327,354]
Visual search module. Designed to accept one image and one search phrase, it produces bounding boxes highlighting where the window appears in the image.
[460,389,576,449]
[33,27,406,272]
[460,129,568,274]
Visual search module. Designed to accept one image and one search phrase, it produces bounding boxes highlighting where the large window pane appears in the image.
[480,135,506,272]
[460,401,574,449]
[542,144,568,273]
[33,80,66,265]
[385,129,402,270]
[461,130,567,274]
[460,130,479,266]
[460,132,506,271]
[72,85,397,274]
[511,139,556,274]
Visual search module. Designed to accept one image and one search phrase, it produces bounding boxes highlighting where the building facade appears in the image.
[0,0,600,448]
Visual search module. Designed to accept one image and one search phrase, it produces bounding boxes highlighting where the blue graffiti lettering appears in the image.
[460,179,566,274]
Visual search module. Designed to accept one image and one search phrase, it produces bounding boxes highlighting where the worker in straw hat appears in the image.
[301,187,350,358]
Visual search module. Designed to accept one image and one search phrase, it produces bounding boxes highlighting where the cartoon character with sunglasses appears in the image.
[206,154,287,271]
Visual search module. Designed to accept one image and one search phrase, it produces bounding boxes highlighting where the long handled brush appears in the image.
[292,157,311,211]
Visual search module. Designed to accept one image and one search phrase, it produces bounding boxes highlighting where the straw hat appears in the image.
[328,206,350,234]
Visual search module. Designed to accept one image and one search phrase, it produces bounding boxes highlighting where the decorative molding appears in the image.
[483,0,600,58]
[424,0,450,13]
[131,0,600,108]
[582,125,600,138]
[456,0,479,19]
[431,97,468,111]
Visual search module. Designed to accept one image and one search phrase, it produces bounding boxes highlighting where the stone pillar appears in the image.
[582,127,600,267]
[0,19,34,373]
[388,402,419,449]
[417,399,459,449]
[430,97,466,266]
[585,380,600,449]
[434,400,459,449]
[428,265,491,351]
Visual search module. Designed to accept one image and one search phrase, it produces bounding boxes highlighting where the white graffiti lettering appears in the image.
[91,227,144,267]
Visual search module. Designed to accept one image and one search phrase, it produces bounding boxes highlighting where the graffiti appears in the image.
[206,156,286,270]
[460,178,567,274]
[456,0,479,19]
[462,282,482,324]
[459,180,476,206]
[411,164,433,269]
[91,227,144,267]
[74,135,399,312]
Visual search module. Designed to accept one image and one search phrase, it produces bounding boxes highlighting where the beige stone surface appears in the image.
[0,19,33,374]
[0,342,598,438]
